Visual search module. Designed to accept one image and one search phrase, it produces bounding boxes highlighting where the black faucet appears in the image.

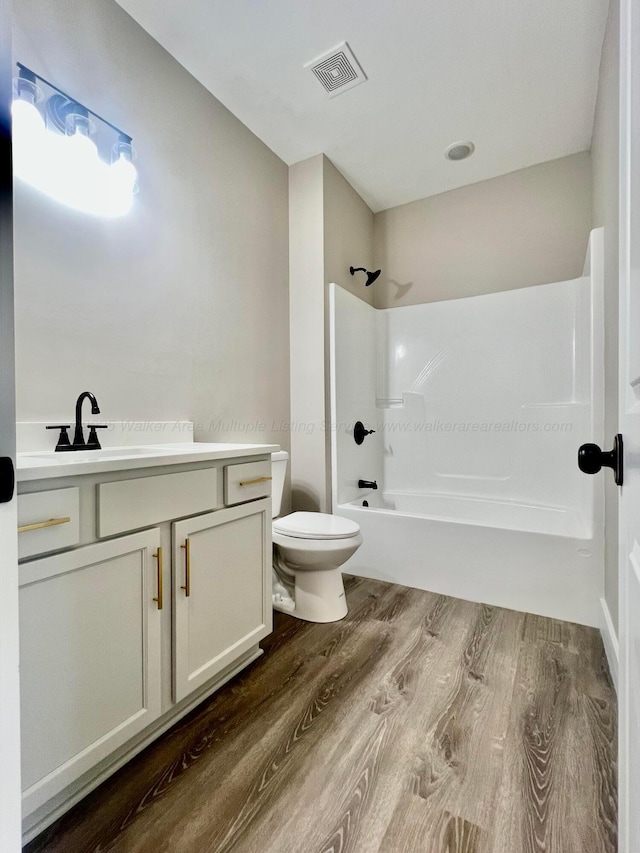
[46,392,107,451]
[358,479,378,490]
[73,391,101,449]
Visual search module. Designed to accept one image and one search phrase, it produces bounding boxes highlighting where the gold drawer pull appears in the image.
[180,538,191,597]
[238,476,272,487]
[18,516,71,534]
[153,547,163,611]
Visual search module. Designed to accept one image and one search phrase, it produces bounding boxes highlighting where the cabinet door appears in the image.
[19,529,162,816]
[173,499,271,703]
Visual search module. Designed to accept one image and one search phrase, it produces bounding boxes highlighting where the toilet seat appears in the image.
[273,511,360,540]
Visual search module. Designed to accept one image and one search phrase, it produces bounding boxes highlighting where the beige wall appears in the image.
[288,155,374,512]
[373,152,592,308]
[12,0,290,452]
[592,0,620,636]
[323,158,375,307]
[289,155,326,511]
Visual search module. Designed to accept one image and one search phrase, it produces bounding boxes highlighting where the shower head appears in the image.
[350,266,381,286]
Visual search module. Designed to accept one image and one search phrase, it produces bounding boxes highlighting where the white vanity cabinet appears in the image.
[16,445,275,842]
[173,500,271,702]
[19,529,162,817]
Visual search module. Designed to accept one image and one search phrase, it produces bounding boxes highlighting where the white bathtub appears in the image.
[337,491,602,627]
[350,489,592,537]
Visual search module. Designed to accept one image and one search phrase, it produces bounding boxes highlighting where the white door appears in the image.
[0,2,21,849]
[172,500,271,703]
[619,0,640,849]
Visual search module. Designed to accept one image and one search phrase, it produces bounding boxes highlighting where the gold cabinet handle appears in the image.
[180,538,191,597]
[18,516,71,533]
[153,547,163,610]
[238,476,272,487]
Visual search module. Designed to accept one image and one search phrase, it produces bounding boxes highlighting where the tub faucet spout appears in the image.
[358,479,378,490]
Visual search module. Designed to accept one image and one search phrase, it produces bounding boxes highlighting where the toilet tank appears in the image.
[271,451,288,518]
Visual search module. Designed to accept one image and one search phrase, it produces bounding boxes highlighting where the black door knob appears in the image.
[578,434,623,485]
[0,456,15,503]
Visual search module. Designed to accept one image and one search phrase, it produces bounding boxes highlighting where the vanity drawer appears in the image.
[224,459,271,505]
[97,467,220,537]
[18,488,80,559]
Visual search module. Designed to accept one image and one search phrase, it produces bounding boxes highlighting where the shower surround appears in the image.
[329,230,604,626]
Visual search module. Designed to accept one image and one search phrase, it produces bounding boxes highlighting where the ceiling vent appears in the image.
[305,42,367,98]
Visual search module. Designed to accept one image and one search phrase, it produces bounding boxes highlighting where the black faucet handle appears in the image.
[46,425,73,452]
[86,424,108,450]
[354,421,376,445]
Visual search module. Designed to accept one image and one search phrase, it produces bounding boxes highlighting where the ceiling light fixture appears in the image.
[11,63,138,217]
[445,140,475,161]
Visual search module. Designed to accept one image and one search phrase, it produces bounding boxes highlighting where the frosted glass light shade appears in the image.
[108,154,138,217]
[11,99,48,191]
[11,98,137,218]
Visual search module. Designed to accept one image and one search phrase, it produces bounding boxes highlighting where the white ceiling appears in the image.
[115,0,610,212]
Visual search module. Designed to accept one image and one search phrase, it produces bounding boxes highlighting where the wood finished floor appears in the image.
[25,576,617,853]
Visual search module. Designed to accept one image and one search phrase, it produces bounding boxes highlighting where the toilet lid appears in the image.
[273,512,360,540]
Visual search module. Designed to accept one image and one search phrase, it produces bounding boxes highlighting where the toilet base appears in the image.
[272,566,348,623]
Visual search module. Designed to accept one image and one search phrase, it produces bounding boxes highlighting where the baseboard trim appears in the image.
[599,596,619,693]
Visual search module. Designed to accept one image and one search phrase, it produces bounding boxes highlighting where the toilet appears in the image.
[270,451,362,623]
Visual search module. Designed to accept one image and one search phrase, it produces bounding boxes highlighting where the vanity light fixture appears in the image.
[12,63,138,217]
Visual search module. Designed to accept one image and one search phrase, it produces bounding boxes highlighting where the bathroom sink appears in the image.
[21,446,168,461]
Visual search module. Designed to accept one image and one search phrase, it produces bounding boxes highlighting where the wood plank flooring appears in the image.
[25,576,617,853]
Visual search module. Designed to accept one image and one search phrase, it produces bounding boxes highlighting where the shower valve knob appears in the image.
[578,434,623,486]
[354,421,376,445]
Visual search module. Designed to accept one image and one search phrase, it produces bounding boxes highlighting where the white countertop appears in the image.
[17,442,280,482]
